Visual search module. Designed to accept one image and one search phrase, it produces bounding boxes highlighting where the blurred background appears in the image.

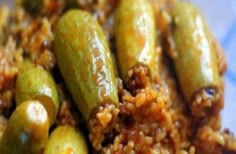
[190,0,236,134]
[0,0,235,133]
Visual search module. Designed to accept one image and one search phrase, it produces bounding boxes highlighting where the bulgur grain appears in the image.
[0,1,235,154]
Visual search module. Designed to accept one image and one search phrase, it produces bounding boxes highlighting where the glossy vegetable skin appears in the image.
[55,10,118,121]
[45,125,88,154]
[0,100,49,154]
[15,60,59,125]
[170,2,220,111]
[114,0,156,80]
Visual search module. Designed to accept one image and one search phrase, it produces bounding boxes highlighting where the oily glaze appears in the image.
[170,2,220,104]
[15,60,59,125]
[0,0,234,153]
[55,10,118,121]
[45,125,88,154]
[0,100,49,154]
[114,0,156,80]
